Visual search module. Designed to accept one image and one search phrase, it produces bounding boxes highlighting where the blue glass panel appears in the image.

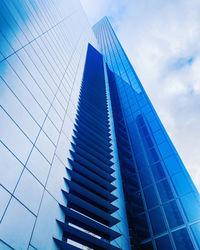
[153,130,166,145]
[0,198,35,249]
[156,235,173,250]
[163,200,183,228]
[141,103,151,113]
[0,142,23,193]
[173,228,194,250]
[144,135,154,148]
[181,193,200,222]
[172,172,192,196]
[139,168,153,187]
[157,179,173,203]
[144,185,159,209]
[14,169,44,214]
[0,32,14,58]
[149,207,166,235]
[141,125,149,137]
[147,147,159,165]
[191,222,200,248]
[149,119,160,132]
[158,142,172,158]
[151,162,165,181]
[164,155,181,175]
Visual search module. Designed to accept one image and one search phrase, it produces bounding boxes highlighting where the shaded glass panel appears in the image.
[173,228,194,250]
[163,200,184,229]
[149,207,166,235]
[172,172,192,196]
[151,162,165,181]
[139,168,153,188]
[146,147,159,165]
[157,179,173,203]
[153,130,166,145]
[156,235,173,250]
[164,155,181,175]
[158,142,172,158]
[144,185,159,209]
[191,222,200,248]
[181,193,200,222]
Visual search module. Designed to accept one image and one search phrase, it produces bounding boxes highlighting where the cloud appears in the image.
[80,0,200,190]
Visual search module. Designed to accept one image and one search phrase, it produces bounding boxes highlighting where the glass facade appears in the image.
[0,1,200,249]
[93,16,200,249]
[0,0,97,249]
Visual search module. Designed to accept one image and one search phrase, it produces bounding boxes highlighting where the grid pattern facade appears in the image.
[0,1,97,249]
[93,17,200,249]
[54,44,121,250]
[1,0,200,249]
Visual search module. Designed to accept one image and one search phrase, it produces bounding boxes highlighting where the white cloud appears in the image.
[80,0,200,190]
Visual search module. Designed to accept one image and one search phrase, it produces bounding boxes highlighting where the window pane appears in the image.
[191,222,200,248]
[156,235,173,250]
[181,193,200,222]
[163,200,184,228]
[139,168,153,187]
[157,179,173,203]
[151,162,165,181]
[144,185,159,209]
[164,155,181,175]
[173,228,194,250]
[149,207,166,235]
[172,172,192,196]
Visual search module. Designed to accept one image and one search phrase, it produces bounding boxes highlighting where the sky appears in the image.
[80,0,200,190]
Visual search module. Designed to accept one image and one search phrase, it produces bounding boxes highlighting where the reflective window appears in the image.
[164,155,181,175]
[145,111,155,123]
[149,119,160,132]
[48,106,63,131]
[191,222,200,248]
[0,107,32,164]
[173,228,194,250]
[0,142,23,192]
[139,168,153,187]
[46,156,67,204]
[144,135,154,148]
[172,172,192,196]
[0,198,35,249]
[149,207,166,235]
[181,193,200,222]
[14,169,44,214]
[26,147,50,185]
[163,200,183,228]
[153,130,166,145]
[35,131,55,163]
[42,118,59,145]
[158,142,172,158]
[156,235,173,250]
[157,179,173,203]
[0,82,40,142]
[147,147,159,165]
[31,191,64,249]
[151,162,165,181]
[0,32,14,58]
[144,185,159,209]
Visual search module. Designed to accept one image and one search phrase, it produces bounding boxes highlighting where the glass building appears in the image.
[0,1,200,249]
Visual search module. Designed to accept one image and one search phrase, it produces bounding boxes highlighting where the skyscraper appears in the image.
[0,1,200,250]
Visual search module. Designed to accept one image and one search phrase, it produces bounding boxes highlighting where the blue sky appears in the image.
[80,0,200,190]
